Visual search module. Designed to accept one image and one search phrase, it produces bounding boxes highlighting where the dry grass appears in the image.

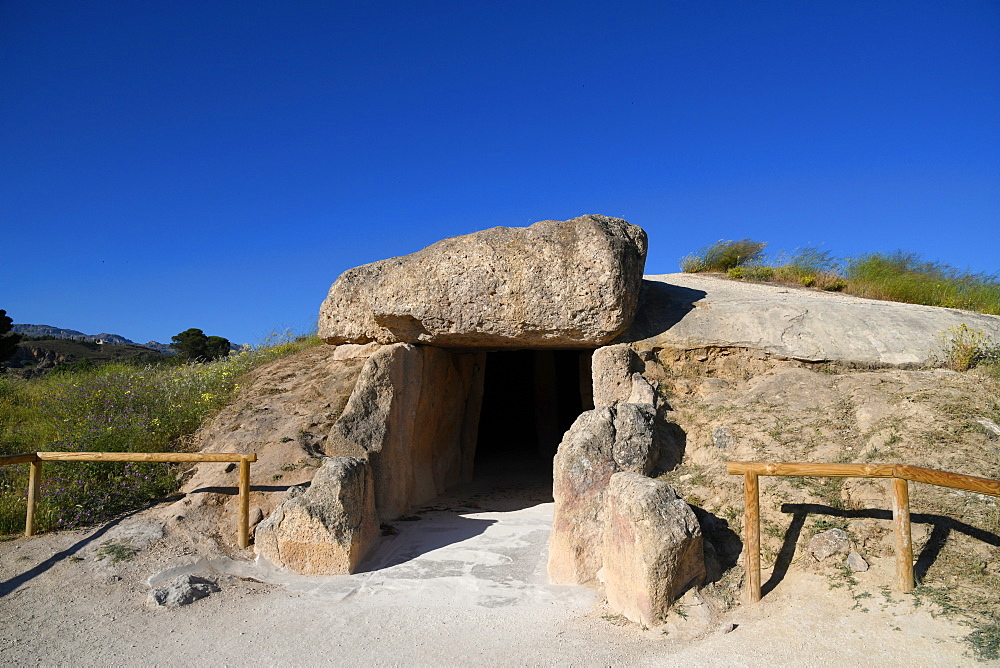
[681,241,1000,315]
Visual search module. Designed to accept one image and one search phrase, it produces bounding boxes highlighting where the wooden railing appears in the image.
[727,461,1000,604]
[0,452,257,548]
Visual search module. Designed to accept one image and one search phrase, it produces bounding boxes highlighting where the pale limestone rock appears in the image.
[846,551,869,572]
[254,457,378,575]
[332,342,382,360]
[548,404,657,585]
[591,344,637,407]
[625,273,1000,365]
[602,472,705,626]
[809,528,850,561]
[327,343,484,520]
[712,426,734,450]
[146,575,219,608]
[626,372,657,406]
[319,215,647,348]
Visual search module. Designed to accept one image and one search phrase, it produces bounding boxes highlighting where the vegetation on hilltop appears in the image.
[4,339,172,375]
[170,328,232,362]
[0,310,22,365]
[0,332,321,535]
[681,240,1000,316]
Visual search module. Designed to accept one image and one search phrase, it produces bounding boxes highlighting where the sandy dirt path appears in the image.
[0,475,984,666]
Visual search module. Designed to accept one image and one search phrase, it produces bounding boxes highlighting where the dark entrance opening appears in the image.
[473,350,593,489]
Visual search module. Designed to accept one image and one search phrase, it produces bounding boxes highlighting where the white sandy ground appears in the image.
[0,474,989,666]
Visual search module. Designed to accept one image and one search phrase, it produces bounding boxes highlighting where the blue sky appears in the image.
[2,1,997,345]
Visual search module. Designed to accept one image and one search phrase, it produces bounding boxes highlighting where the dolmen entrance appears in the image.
[253,215,705,626]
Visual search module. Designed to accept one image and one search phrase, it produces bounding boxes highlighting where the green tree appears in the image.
[171,328,231,362]
[205,335,231,360]
[0,309,22,365]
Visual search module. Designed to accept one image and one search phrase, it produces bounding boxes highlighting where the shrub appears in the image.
[681,241,996,313]
[936,324,997,372]
[681,239,767,273]
[728,265,774,281]
[770,248,842,287]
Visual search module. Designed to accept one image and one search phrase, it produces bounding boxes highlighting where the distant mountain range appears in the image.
[12,324,177,354]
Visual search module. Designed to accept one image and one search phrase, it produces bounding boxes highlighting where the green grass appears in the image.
[96,540,139,563]
[967,624,1000,662]
[846,252,1000,315]
[681,241,1000,315]
[680,239,767,273]
[0,333,321,535]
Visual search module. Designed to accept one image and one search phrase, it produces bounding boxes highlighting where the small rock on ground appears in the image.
[147,575,220,608]
[846,551,869,572]
[808,528,850,562]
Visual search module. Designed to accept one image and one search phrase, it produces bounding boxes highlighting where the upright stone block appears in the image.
[603,472,705,626]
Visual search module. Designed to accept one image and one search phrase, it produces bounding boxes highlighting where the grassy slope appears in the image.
[0,335,321,534]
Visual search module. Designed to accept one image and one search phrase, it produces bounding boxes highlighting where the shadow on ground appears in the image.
[762,503,1000,596]
[0,508,146,598]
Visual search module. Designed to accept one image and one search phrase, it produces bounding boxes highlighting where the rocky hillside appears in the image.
[151,343,373,554]
[622,275,1000,638]
[2,338,170,376]
[647,348,999,612]
[12,323,174,352]
[170,272,1000,645]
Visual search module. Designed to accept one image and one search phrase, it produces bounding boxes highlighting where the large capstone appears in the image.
[319,215,647,348]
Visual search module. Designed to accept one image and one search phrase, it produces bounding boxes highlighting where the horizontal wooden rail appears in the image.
[0,453,40,466]
[728,462,896,478]
[727,461,1000,497]
[727,461,1000,605]
[0,451,256,548]
[35,452,255,463]
[894,465,1000,497]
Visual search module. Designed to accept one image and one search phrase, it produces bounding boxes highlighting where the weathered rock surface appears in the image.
[161,344,371,552]
[548,404,658,585]
[623,273,1000,365]
[146,575,220,608]
[327,343,485,520]
[591,344,638,407]
[602,472,705,626]
[254,456,378,575]
[319,215,648,348]
[846,551,869,572]
[808,528,851,562]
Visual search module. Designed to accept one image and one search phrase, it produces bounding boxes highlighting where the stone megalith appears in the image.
[254,456,378,575]
[319,215,648,348]
[548,403,658,585]
[325,342,485,521]
[602,472,705,626]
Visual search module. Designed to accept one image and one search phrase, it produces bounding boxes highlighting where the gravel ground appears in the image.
[0,474,982,666]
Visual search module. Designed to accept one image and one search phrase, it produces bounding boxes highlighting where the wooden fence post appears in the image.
[25,460,41,537]
[891,476,914,591]
[238,457,251,549]
[744,471,762,604]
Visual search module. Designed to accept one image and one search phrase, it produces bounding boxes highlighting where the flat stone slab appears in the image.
[622,273,1000,365]
[319,215,647,348]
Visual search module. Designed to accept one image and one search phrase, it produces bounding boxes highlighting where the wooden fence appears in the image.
[0,452,257,548]
[727,461,1000,604]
